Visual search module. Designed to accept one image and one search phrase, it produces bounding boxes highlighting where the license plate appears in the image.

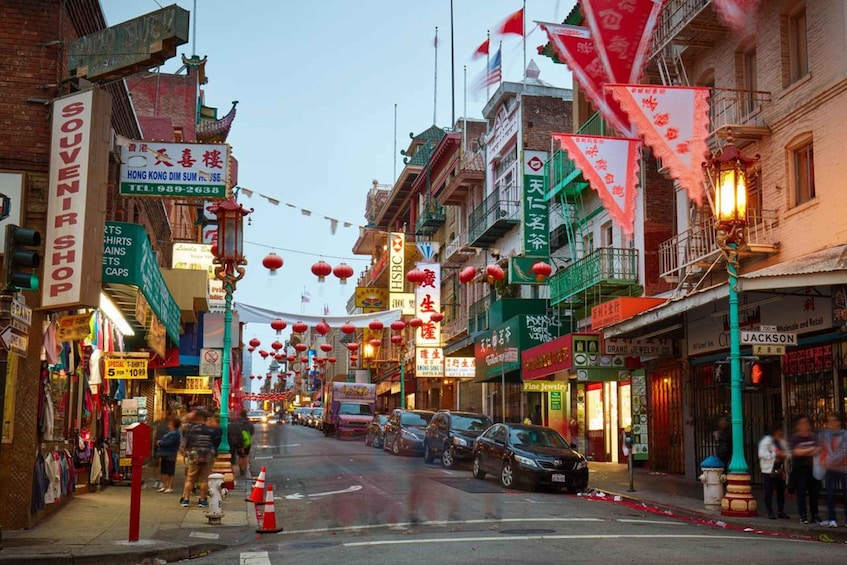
[551,473,567,483]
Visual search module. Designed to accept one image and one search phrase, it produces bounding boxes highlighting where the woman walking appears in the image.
[758,424,790,520]
[155,418,181,493]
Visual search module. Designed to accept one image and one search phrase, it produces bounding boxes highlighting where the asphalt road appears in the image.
[185,422,846,565]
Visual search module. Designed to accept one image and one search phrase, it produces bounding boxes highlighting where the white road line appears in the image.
[440,469,455,476]
[616,518,687,526]
[240,551,272,565]
[281,517,603,535]
[254,456,274,460]
[343,534,805,547]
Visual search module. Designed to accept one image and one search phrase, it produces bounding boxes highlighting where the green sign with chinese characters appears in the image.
[102,222,181,343]
[550,391,562,410]
[474,314,562,379]
[522,150,550,258]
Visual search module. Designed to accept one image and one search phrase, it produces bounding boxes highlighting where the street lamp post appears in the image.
[710,145,758,518]
[209,197,252,456]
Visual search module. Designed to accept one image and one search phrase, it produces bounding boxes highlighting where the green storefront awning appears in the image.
[474,314,563,381]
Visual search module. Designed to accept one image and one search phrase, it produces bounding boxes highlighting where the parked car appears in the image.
[472,423,588,493]
[291,408,304,424]
[300,408,314,426]
[424,410,492,468]
[247,410,268,423]
[382,409,435,455]
[267,413,281,424]
[313,408,324,431]
[365,414,390,448]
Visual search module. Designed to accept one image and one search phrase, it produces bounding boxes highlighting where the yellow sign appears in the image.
[105,356,149,379]
[753,344,785,356]
[355,287,388,309]
[522,381,569,393]
[56,313,92,342]
[389,292,416,315]
[388,232,405,294]
[167,376,213,395]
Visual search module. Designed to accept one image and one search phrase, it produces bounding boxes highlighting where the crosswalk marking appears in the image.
[240,551,272,565]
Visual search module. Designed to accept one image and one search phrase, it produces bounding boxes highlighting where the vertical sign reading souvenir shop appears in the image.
[43,88,112,309]
[522,150,549,258]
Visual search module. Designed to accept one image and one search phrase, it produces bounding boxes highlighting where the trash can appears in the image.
[698,455,726,511]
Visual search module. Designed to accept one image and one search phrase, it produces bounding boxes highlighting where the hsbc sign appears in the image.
[388,232,405,294]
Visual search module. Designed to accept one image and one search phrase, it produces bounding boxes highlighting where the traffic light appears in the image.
[4,224,41,291]
[743,358,776,387]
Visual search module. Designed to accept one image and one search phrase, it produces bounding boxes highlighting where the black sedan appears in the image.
[364,414,389,449]
[382,409,434,455]
[472,423,588,493]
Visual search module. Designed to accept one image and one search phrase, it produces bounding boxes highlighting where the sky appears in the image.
[101,0,576,348]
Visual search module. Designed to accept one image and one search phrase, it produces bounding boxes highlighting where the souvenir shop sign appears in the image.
[56,313,92,342]
[523,150,550,257]
[119,140,231,198]
[416,347,444,378]
[444,357,475,378]
[102,222,181,343]
[105,356,149,379]
[474,314,561,379]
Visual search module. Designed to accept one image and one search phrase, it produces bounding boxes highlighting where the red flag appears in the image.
[538,22,633,137]
[712,0,761,39]
[606,84,712,205]
[472,38,490,59]
[581,0,663,84]
[553,133,641,238]
[497,8,524,36]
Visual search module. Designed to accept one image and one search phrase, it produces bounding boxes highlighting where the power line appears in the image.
[243,239,370,262]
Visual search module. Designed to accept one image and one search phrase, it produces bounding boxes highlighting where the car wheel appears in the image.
[500,460,515,489]
[392,438,401,456]
[423,441,433,464]
[472,455,486,479]
[442,445,455,468]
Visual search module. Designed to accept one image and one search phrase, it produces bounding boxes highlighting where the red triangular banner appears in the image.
[712,0,762,39]
[581,0,663,84]
[537,22,633,137]
[606,84,711,205]
[552,133,641,238]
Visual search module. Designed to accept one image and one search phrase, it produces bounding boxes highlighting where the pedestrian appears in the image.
[235,410,255,477]
[758,424,790,520]
[530,405,543,426]
[789,415,821,524]
[155,418,181,493]
[152,411,172,488]
[180,409,217,509]
[227,412,245,478]
[819,412,847,527]
[714,417,731,470]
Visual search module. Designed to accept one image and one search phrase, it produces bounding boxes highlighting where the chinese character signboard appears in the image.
[414,262,441,346]
[355,287,388,310]
[119,141,231,198]
[388,232,405,296]
[475,315,561,379]
[522,150,549,257]
[444,357,475,378]
[389,293,416,315]
[416,347,444,377]
[833,285,847,328]
[591,297,666,331]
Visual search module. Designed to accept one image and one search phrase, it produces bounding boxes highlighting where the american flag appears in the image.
[301,289,311,303]
[474,47,502,92]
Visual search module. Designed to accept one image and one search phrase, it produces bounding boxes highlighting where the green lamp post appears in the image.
[711,145,758,518]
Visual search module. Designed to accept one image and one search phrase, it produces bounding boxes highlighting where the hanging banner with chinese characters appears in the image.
[606,84,711,205]
[712,0,761,40]
[415,347,444,378]
[580,0,663,84]
[522,150,550,257]
[552,133,640,238]
[119,140,231,198]
[414,262,441,346]
[536,22,633,137]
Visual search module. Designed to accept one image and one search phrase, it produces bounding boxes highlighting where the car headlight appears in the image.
[576,460,588,470]
[452,437,469,447]
[514,455,538,468]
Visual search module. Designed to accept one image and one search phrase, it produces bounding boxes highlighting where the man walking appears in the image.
[234,410,255,477]
[180,409,217,508]
[819,412,847,527]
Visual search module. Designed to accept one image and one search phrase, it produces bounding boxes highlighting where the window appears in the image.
[788,8,809,83]
[742,50,757,115]
[601,221,614,248]
[173,127,184,142]
[583,233,594,256]
[791,140,815,206]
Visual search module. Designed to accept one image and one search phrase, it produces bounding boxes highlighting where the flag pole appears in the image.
[462,65,467,153]
[499,40,503,87]
[450,0,456,126]
[393,103,398,180]
[433,26,438,125]
[486,30,491,100]
[522,0,527,85]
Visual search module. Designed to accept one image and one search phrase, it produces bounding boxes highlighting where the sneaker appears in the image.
[180,498,189,508]
[164,488,174,493]
[800,517,809,524]
[157,487,166,493]
[820,520,838,527]
[811,515,822,524]
[198,499,209,509]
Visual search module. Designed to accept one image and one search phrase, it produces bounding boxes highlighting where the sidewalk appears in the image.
[0,468,257,564]
[588,462,847,543]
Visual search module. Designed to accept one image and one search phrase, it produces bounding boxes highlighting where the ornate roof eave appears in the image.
[196,100,238,143]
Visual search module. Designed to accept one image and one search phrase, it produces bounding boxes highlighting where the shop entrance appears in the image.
[649,366,684,474]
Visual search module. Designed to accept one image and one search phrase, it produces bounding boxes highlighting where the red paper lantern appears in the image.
[459,266,477,284]
[259,350,269,359]
[320,343,333,353]
[316,357,326,365]
[249,375,255,380]
[275,353,285,362]
[247,347,255,353]
[311,260,332,282]
[368,320,384,331]
[531,261,553,281]
[350,355,358,363]
[262,252,284,275]
[256,374,263,380]
[315,320,331,336]
[287,355,296,362]
[249,338,261,348]
[327,357,337,364]
[406,268,426,285]
[390,320,406,332]
[292,321,308,334]
[271,318,287,333]
[430,312,444,323]
[390,334,403,344]
[271,340,283,351]
[333,262,354,285]
[300,356,309,363]
[340,321,356,335]
[369,338,382,348]
[486,263,505,282]
[409,317,423,328]
[346,343,359,352]
[294,343,308,352]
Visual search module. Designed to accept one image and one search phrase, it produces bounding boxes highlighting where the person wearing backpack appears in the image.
[235,410,255,478]
[179,409,217,508]
[819,412,847,527]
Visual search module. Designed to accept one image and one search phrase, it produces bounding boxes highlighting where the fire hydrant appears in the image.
[205,473,226,525]
[698,456,726,511]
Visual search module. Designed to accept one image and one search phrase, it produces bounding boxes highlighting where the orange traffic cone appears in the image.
[245,466,267,505]
[256,483,284,534]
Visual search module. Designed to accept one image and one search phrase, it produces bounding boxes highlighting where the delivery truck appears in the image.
[323,382,377,438]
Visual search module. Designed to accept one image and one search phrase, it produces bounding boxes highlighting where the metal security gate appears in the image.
[648,366,684,474]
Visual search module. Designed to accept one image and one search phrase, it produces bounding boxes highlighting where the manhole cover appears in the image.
[499,529,555,535]
[285,541,338,550]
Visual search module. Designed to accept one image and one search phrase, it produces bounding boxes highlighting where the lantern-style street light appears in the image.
[208,197,252,456]
[708,145,758,517]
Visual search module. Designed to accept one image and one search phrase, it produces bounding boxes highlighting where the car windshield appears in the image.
[452,415,492,432]
[400,412,433,427]
[339,403,373,416]
[509,428,570,449]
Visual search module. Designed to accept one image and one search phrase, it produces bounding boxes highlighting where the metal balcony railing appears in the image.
[577,111,612,137]
[468,295,490,334]
[415,201,446,236]
[549,247,639,305]
[658,209,779,279]
[709,88,772,142]
[443,310,469,342]
[650,0,714,60]
[467,190,520,244]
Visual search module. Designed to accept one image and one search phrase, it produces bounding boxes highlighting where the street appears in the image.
[186,423,847,564]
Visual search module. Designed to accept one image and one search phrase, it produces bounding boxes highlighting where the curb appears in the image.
[0,542,226,564]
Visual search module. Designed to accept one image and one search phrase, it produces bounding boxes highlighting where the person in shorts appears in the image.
[235,410,255,477]
[155,417,181,493]
[180,409,217,508]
